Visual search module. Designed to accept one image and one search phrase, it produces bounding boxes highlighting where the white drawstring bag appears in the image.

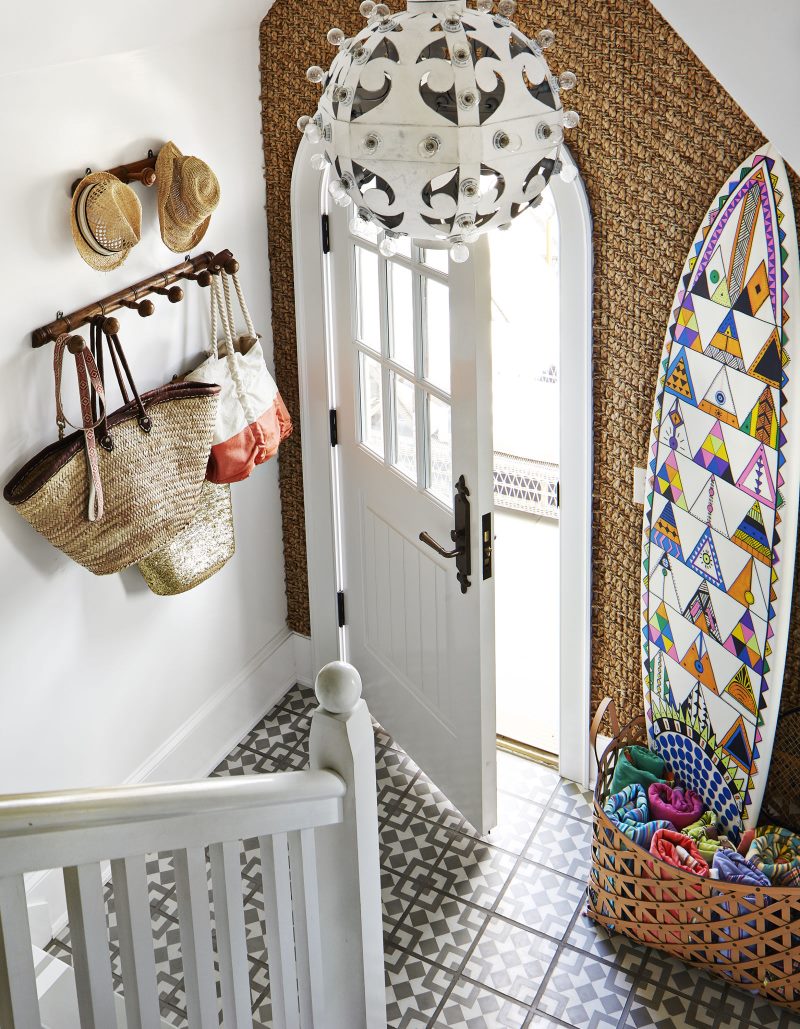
[186,271,291,483]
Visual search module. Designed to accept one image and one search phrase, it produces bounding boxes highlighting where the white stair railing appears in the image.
[0,661,386,1029]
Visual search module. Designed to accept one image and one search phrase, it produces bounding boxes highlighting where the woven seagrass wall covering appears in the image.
[259,0,800,815]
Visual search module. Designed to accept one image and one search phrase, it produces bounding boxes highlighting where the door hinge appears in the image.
[321,213,331,255]
[336,590,346,628]
[329,408,338,447]
[556,481,560,508]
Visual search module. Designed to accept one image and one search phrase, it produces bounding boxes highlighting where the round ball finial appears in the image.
[102,316,120,335]
[315,661,363,714]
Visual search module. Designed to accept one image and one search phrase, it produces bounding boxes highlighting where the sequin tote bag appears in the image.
[184,269,291,483]
[4,324,219,575]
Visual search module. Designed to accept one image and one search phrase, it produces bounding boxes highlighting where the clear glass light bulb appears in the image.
[374,3,390,15]
[559,70,577,91]
[527,173,546,195]
[306,66,326,84]
[296,115,311,133]
[379,236,397,258]
[476,0,493,10]
[537,28,555,48]
[450,242,470,264]
[327,27,345,46]
[359,0,376,15]
[498,0,516,16]
[304,122,322,144]
[335,193,353,208]
[328,178,346,200]
[559,162,578,183]
[563,109,580,129]
[310,153,328,171]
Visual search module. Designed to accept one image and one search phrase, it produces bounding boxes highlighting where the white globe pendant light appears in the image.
[299,0,579,261]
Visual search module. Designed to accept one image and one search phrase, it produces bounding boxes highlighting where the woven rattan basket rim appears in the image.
[594,722,800,901]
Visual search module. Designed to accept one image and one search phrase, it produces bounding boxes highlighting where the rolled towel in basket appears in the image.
[603,784,674,848]
[684,812,722,862]
[648,783,705,830]
[609,745,668,795]
[712,848,770,887]
[747,827,800,885]
[650,828,711,877]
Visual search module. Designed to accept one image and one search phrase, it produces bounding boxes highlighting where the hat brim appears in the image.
[70,171,136,272]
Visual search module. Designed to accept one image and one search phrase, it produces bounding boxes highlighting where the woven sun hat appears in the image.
[70,171,142,271]
[155,141,220,253]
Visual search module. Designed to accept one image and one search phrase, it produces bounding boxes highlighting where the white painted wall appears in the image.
[0,1,291,811]
[651,0,800,172]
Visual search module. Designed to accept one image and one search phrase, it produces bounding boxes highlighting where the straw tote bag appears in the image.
[4,324,219,575]
[184,270,291,484]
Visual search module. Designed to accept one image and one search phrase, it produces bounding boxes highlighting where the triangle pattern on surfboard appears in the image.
[731,501,772,564]
[693,420,735,483]
[724,666,758,717]
[748,327,782,388]
[699,366,740,426]
[723,610,763,674]
[660,397,692,457]
[673,293,700,350]
[680,632,718,692]
[688,474,730,538]
[736,443,776,509]
[683,582,722,643]
[648,601,677,659]
[732,260,770,318]
[664,347,697,404]
[729,557,768,616]
[651,501,684,560]
[687,526,725,589]
[655,451,688,509]
[704,310,746,371]
[740,386,779,448]
[720,715,753,772]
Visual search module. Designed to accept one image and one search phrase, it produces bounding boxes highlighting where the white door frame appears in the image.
[291,139,594,787]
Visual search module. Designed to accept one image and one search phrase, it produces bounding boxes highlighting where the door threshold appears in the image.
[496,734,559,771]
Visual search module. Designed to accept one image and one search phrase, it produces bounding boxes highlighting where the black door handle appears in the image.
[418,475,472,593]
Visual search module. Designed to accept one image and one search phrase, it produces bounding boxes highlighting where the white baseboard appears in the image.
[26,628,310,949]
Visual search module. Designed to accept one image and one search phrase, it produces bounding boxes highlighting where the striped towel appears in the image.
[603,784,674,848]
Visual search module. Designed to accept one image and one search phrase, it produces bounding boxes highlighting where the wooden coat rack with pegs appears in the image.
[31,249,239,348]
[70,150,159,196]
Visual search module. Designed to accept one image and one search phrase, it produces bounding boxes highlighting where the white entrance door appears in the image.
[327,211,497,833]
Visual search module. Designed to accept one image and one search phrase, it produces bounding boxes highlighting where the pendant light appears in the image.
[298,0,579,261]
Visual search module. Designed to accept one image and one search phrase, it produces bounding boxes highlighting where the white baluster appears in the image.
[0,875,40,1029]
[63,863,118,1029]
[288,828,325,1027]
[209,840,251,1027]
[310,662,386,1029]
[110,854,161,1029]
[260,832,300,1029]
[173,847,217,1029]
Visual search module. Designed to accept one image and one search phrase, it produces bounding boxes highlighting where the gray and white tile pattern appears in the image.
[47,684,800,1028]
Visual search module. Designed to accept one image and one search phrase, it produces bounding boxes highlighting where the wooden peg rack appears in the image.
[70,151,159,196]
[31,249,238,348]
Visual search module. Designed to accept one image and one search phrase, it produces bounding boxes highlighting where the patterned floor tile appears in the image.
[496,861,586,940]
[720,983,800,1028]
[497,751,559,807]
[566,913,649,974]
[461,916,557,1005]
[385,945,452,1028]
[403,890,488,971]
[621,978,718,1029]
[434,977,530,1027]
[637,948,727,1008]
[549,778,595,822]
[524,808,592,880]
[537,945,635,1027]
[436,831,517,907]
[474,791,545,856]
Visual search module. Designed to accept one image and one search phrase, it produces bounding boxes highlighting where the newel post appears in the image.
[309,662,386,1029]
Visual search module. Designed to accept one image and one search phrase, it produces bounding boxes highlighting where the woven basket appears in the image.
[588,698,800,1011]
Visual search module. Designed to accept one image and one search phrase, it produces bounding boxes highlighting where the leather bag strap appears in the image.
[53,334,105,521]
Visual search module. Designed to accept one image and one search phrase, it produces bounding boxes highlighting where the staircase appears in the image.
[0,662,385,1029]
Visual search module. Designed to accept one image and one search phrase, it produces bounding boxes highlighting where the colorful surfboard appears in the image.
[641,145,800,837]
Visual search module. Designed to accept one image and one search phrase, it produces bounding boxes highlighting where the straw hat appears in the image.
[156,142,220,253]
[71,172,142,271]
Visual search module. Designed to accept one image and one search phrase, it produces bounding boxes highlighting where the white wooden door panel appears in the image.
[329,210,496,832]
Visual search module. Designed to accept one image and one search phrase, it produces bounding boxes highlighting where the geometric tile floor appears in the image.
[47,684,800,1028]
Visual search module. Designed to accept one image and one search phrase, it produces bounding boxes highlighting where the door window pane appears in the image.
[423,278,451,393]
[388,262,415,373]
[421,247,449,274]
[428,394,452,507]
[392,374,417,482]
[359,351,384,458]
[351,217,380,244]
[355,246,381,351]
